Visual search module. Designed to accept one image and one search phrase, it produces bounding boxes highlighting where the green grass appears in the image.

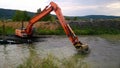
[17,54,89,68]
[17,45,59,68]
[100,34,120,41]
[0,26,15,35]
[17,45,89,68]
[1,26,120,35]
[36,29,65,35]
[35,26,120,35]
[17,55,58,68]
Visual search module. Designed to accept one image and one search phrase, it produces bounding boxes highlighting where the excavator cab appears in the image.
[15,28,26,37]
[15,1,89,53]
[15,28,34,37]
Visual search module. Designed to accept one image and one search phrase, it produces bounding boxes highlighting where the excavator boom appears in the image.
[15,1,89,53]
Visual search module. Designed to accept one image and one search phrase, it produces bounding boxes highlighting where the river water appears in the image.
[0,35,120,68]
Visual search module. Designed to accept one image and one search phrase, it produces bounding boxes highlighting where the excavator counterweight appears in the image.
[15,1,89,53]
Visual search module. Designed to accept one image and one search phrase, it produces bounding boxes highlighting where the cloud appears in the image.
[55,0,119,6]
[106,2,120,9]
[0,0,51,12]
[55,0,120,16]
[92,2,120,16]
[0,0,120,16]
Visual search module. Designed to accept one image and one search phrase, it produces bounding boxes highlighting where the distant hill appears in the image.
[0,8,120,20]
[0,8,35,19]
[81,15,120,19]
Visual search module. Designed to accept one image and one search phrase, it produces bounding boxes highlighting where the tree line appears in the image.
[12,8,80,22]
[12,8,56,22]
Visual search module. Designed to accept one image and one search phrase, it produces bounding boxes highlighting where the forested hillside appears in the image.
[0,8,35,19]
[0,8,120,20]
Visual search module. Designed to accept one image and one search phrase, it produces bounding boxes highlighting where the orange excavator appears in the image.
[15,1,89,53]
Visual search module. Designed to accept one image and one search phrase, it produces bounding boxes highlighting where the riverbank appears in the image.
[0,21,120,35]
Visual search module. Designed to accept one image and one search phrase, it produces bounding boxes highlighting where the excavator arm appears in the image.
[15,1,89,53]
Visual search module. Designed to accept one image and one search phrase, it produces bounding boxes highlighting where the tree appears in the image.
[22,11,30,21]
[65,17,71,21]
[41,14,50,21]
[12,10,30,21]
[73,17,79,21]
[37,8,41,14]
[36,8,56,22]
[50,15,56,22]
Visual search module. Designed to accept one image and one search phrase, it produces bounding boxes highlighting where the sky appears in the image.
[0,0,120,16]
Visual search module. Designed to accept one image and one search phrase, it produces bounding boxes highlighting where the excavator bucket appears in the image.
[78,44,89,53]
[74,42,89,53]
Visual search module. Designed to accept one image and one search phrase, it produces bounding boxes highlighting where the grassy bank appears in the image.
[36,28,120,35]
[100,34,120,41]
[17,45,89,68]
[17,55,89,68]
[0,21,120,35]
[1,26,120,35]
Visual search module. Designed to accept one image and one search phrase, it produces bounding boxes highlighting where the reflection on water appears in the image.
[3,45,9,68]
[0,35,120,68]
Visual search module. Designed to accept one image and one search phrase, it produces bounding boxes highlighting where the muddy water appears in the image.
[0,35,120,68]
